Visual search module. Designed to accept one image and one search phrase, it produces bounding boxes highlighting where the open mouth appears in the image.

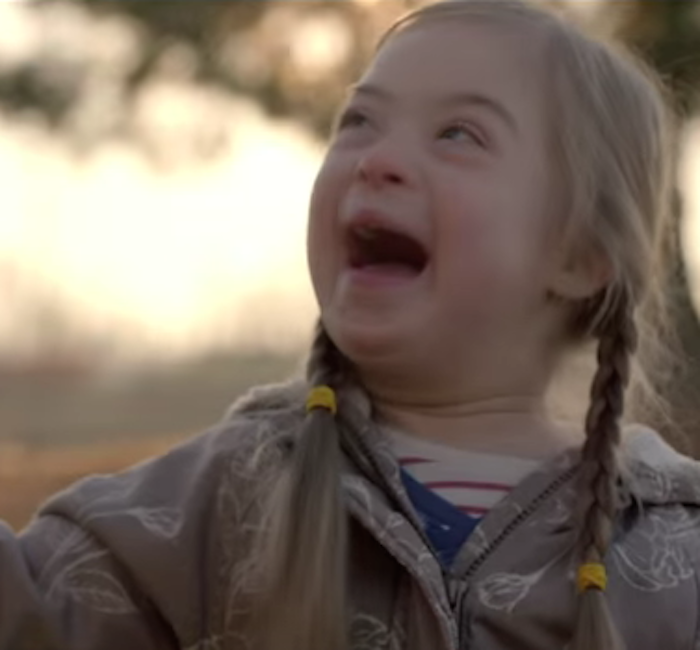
[347,225,429,276]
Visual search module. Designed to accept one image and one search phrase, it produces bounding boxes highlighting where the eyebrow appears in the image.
[350,83,519,135]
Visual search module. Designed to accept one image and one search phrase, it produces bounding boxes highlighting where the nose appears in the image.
[356,139,415,190]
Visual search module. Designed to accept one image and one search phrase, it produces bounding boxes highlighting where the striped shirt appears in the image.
[389,428,540,517]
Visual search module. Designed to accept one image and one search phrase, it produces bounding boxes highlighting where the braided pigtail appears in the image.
[258,321,350,650]
[570,291,637,650]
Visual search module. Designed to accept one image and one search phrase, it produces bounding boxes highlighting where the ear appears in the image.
[548,240,612,301]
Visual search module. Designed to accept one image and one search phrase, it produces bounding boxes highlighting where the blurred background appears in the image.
[0,0,699,530]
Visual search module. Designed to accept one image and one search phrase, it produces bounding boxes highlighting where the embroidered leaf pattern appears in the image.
[129,507,183,539]
[35,519,94,585]
[61,568,138,614]
[612,508,700,592]
[350,613,404,650]
[477,552,565,613]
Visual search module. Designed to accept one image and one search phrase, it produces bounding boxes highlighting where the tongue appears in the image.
[351,229,428,275]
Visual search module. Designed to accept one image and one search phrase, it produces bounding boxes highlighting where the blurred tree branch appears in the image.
[0,0,418,161]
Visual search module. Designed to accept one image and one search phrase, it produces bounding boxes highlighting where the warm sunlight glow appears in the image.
[2,112,700,361]
[291,14,352,81]
[0,104,324,359]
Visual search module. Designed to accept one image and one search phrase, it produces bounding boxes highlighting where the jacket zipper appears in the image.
[448,464,579,648]
[340,423,459,648]
[341,416,579,650]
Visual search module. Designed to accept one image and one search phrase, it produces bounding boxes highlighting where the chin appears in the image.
[324,313,415,369]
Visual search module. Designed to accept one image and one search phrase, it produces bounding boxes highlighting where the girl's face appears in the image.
[307,19,562,389]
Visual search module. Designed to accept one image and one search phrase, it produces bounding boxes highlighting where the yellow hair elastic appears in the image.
[577,562,607,593]
[306,385,337,415]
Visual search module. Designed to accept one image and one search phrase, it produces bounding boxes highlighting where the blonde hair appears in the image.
[256,2,673,649]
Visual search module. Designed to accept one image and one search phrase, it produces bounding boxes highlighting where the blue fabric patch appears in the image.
[400,468,481,567]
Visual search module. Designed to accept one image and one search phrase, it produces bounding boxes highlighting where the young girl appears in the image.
[2,1,697,649]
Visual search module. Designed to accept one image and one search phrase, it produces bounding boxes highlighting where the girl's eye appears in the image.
[336,108,369,131]
[439,122,485,147]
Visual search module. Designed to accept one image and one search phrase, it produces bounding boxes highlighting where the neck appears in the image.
[369,389,576,461]
[351,324,577,459]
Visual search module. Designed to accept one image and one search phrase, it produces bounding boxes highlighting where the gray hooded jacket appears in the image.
[3,380,700,650]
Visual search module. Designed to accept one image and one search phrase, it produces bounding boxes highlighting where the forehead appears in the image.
[360,20,546,121]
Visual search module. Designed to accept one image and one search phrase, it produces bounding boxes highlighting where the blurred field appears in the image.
[0,349,302,529]
[0,437,182,531]
[0,351,302,446]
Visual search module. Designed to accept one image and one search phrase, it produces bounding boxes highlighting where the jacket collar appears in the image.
[228,378,700,508]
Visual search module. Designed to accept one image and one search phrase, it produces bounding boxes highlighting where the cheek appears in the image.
[307,160,342,303]
[438,186,548,309]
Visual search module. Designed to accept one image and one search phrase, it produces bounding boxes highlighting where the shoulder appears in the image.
[221,377,308,446]
[612,426,700,637]
[212,378,308,487]
[14,380,308,646]
[38,379,309,525]
[618,424,700,506]
[224,377,307,419]
[616,425,700,598]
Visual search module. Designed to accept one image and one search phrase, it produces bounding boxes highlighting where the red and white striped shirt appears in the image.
[388,428,540,517]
